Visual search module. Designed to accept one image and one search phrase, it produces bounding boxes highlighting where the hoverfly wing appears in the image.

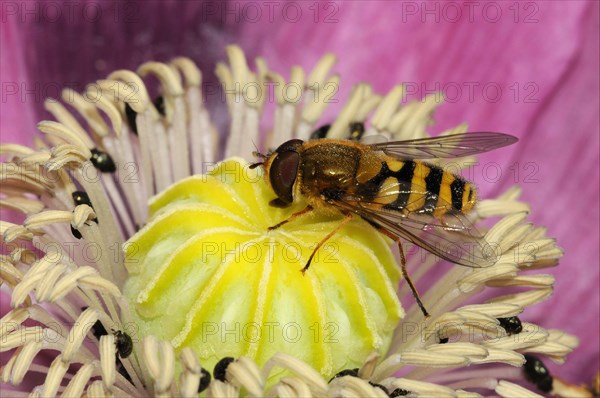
[360,133,389,145]
[333,191,497,268]
[361,208,495,268]
[369,132,517,160]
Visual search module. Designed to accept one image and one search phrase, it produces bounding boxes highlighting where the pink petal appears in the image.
[517,2,599,382]
[1,22,37,145]
[0,1,231,145]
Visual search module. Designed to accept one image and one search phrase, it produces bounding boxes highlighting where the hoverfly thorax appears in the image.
[264,139,304,206]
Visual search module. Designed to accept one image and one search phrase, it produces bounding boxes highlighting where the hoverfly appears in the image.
[251,124,517,316]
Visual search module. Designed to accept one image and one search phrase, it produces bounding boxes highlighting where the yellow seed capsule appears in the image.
[123,158,403,379]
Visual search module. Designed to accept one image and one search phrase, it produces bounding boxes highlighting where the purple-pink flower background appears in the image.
[1,0,598,386]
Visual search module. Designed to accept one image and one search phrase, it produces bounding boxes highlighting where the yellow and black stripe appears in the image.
[356,158,475,217]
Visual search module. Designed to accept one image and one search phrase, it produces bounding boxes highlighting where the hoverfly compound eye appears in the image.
[275,139,304,153]
[269,151,300,204]
[269,139,303,204]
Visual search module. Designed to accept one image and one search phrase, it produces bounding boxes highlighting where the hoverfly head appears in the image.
[264,139,304,205]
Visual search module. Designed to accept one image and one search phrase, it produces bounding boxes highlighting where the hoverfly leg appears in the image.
[397,242,430,318]
[268,205,313,230]
[375,226,430,317]
[301,212,353,274]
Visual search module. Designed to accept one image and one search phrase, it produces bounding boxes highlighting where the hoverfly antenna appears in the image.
[251,140,269,160]
[252,150,268,159]
[250,147,269,169]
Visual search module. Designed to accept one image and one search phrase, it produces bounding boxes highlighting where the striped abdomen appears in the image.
[356,157,477,218]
